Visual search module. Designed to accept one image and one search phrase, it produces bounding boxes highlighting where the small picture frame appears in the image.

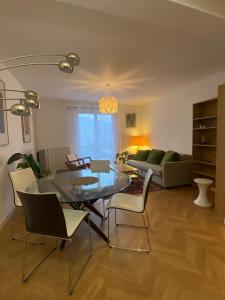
[21,100,31,143]
[126,113,136,128]
[0,79,9,146]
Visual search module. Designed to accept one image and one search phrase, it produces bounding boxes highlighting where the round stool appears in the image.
[194,178,213,207]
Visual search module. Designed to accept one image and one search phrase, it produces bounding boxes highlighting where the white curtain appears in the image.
[74,109,118,163]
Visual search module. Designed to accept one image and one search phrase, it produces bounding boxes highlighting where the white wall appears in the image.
[142,69,225,154]
[35,99,145,154]
[0,70,35,227]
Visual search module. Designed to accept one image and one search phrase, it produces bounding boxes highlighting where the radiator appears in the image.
[37,147,70,172]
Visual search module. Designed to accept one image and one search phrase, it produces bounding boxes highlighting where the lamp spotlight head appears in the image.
[58,61,74,73]
[24,98,40,109]
[66,53,80,66]
[10,103,31,117]
[24,90,39,100]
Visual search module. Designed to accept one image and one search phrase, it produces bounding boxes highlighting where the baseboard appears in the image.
[0,206,14,230]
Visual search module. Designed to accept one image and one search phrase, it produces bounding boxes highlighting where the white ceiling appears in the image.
[0,0,225,104]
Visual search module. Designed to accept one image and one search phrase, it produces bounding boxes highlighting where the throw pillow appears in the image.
[134,150,150,161]
[147,149,165,164]
[161,150,180,164]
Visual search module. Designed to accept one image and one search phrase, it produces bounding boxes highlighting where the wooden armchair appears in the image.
[65,153,91,171]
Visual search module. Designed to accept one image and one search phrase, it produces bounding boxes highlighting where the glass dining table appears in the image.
[27,168,130,243]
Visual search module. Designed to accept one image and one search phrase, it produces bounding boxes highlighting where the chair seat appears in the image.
[107,193,144,213]
[63,209,89,238]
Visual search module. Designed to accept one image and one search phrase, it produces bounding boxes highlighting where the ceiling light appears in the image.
[99,96,118,114]
[99,83,118,114]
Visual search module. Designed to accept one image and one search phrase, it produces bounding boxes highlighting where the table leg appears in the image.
[67,202,108,243]
[84,216,108,243]
[84,202,104,220]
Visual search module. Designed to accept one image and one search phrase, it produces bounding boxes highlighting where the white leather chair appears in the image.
[9,168,38,240]
[90,160,110,172]
[106,168,153,253]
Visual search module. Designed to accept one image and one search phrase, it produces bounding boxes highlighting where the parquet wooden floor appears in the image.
[1,186,225,300]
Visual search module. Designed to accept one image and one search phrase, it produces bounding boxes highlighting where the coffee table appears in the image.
[112,163,139,180]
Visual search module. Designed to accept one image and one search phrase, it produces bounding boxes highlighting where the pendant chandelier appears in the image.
[99,83,118,114]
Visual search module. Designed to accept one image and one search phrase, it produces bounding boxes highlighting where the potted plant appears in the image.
[7,152,42,177]
[115,151,129,164]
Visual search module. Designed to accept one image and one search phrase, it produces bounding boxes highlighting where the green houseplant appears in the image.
[7,152,41,177]
[116,151,129,164]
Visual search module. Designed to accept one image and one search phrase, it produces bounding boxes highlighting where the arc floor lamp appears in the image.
[0,53,80,116]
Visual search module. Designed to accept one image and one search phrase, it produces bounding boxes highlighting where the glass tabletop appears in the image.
[27,168,130,203]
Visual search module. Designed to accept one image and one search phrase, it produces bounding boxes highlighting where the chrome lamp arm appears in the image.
[0,53,80,73]
[0,52,80,116]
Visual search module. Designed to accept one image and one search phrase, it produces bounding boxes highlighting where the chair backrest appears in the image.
[65,161,82,171]
[17,191,68,239]
[9,168,37,207]
[143,168,153,209]
[90,160,110,172]
[66,153,78,163]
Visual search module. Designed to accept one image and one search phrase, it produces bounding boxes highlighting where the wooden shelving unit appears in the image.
[192,98,218,193]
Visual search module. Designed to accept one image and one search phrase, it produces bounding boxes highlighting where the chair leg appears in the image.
[142,214,151,253]
[107,208,151,253]
[67,216,92,295]
[115,209,150,229]
[22,233,57,283]
[11,208,45,244]
[144,208,151,229]
[10,208,16,240]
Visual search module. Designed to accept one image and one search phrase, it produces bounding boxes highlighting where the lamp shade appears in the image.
[10,103,30,116]
[99,96,118,114]
[24,98,40,109]
[129,135,148,147]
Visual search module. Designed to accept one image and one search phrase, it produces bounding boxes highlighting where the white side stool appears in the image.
[194,178,213,207]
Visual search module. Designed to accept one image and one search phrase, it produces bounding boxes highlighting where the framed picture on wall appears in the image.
[21,100,31,143]
[0,79,9,146]
[126,113,136,128]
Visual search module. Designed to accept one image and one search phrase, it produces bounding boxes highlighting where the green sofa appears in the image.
[127,149,192,188]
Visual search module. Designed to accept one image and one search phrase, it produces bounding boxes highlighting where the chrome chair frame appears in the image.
[9,169,44,244]
[18,191,92,295]
[107,208,151,253]
[114,207,151,229]
[106,169,153,253]
[22,216,92,295]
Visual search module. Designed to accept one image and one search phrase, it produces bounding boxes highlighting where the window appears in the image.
[76,113,116,163]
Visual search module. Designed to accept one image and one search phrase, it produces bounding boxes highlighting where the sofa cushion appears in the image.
[147,149,165,164]
[134,150,150,161]
[127,160,162,177]
[161,150,179,164]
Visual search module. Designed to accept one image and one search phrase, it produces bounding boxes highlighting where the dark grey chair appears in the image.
[17,191,92,295]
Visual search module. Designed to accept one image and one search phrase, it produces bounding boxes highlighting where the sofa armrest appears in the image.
[127,154,136,160]
[162,160,192,188]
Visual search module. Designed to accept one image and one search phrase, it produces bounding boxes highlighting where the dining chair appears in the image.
[17,191,92,295]
[90,160,110,172]
[106,168,153,253]
[9,168,38,240]
[90,160,110,218]
[65,153,91,170]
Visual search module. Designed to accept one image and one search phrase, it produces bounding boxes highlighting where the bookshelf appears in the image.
[215,84,225,217]
[192,98,217,192]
